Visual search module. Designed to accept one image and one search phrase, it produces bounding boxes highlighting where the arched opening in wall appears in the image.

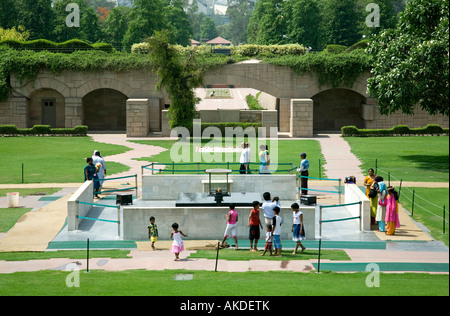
[83,89,127,131]
[28,89,66,128]
[194,86,279,130]
[312,88,365,131]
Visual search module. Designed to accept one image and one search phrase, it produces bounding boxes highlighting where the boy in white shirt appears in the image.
[272,206,283,256]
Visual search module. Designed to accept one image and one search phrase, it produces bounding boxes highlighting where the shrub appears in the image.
[131,42,151,54]
[0,125,88,136]
[341,124,449,136]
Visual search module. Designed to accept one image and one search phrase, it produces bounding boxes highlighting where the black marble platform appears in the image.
[175,192,261,207]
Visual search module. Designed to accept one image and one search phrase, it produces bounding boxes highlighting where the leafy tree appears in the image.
[226,0,254,45]
[102,6,132,49]
[16,0,55,40]
[359,0,398,38]
[163,0,192,46]
[122,0,166,48]
[0,0,19,29]
[52,0,103,43]
[200,16,218,40]
[284,0,324,49]
[0,26,30,41]
[247,0,286,44]
[322,0,361,46]
[147,30,203,130]
[367,0,449,116]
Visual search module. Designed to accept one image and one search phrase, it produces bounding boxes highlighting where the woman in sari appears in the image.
[364,168,378,224]
[375,176,387,232]
[385,186,400,235]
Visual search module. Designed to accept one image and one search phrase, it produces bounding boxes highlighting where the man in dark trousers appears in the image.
[297,153,310,195]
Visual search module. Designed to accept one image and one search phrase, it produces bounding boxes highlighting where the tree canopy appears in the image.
[367,0,449,116]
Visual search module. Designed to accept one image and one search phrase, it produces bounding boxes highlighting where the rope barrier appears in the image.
[102,175,137,181]
[77,216,118,224]
[299,175,341,181]
[78,201,119,209]
[299,187,341,194]
[321,201,362,209]
[100,187,137,194]
[321,216,361,223]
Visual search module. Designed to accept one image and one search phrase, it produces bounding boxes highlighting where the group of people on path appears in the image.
[83,150,107,198]
[364,168,400,235]
[148,191,307,261]
[219,191,306,256]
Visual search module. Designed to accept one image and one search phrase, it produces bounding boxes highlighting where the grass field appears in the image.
[398,187,449,246]
[132,139,325,176]
[0,137,131,184]
[345,136,449,183]
[189,249,350,261]
[0,270,447,296]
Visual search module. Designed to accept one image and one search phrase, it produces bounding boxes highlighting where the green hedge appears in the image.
[0,39,115,53]
[341,124,449,137]
[0,125,88,136]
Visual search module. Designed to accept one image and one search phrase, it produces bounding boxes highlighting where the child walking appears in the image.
[261,225,273,256]
[148,216,158,250]
[291,203,306,254]
[272,206,282,256]
[171,223,188,261]
[248,201,263,251]
[221,204,239,250]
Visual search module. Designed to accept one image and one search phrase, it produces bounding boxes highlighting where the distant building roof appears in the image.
[206,36,232,45]
[190,39,201,46]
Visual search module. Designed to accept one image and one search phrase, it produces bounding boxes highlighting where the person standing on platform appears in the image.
[92,150,107,189]
[297,153,310,195]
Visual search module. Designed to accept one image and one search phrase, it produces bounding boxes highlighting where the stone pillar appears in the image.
[65,97,83,128]
[126,99,149,137]
[148,98,161,132]
[290,99,313,137]
[279,98,291,132]
[161,109,170,137]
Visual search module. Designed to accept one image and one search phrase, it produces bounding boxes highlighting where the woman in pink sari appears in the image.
[385,186,400,235]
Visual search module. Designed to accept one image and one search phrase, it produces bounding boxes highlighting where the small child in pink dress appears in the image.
[171,223,188,261]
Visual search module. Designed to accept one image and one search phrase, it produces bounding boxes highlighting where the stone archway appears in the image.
[82,89,127,131]
[312,88,366,131]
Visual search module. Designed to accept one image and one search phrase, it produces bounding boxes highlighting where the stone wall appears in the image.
[142,174,297,201]
[122,204,316,240]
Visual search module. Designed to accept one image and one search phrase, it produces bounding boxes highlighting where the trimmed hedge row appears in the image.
[0,125,88,136]
[0,39,115,53]
[341,124,449,137]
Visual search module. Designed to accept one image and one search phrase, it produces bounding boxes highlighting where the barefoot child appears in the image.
[272,206,282,256]
[261,225,273,256]
[291,203,306,254]
[171,223,188,261]
[221,204,239,250]
[248,201,263,251]
[148,216,158,250]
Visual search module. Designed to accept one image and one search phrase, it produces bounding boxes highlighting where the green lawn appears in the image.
[0,270,447,296]
[0,250,131,261]
[0,137,131,184]
[345,136,449,182]
[189,249,350,261]
[398,187,449,246]
[0,208,31,232]
[132,139,325,177]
